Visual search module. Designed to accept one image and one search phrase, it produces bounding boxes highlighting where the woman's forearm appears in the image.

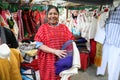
[38,45,56,54]
[38,45,67,58]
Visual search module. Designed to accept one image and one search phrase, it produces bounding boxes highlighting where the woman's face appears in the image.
[47,8,59,25]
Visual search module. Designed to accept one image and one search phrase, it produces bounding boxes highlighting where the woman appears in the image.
[34,5,74,80]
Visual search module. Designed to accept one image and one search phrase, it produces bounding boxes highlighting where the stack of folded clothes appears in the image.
[75,37,88,52]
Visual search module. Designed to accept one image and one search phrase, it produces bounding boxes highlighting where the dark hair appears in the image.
[47,5,59,15]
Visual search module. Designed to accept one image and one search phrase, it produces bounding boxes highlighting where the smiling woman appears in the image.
[47,5,59,26]
[34,5,75,80]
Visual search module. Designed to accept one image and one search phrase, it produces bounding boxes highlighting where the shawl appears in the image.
[55,40,73,75]
[59,41,80,80]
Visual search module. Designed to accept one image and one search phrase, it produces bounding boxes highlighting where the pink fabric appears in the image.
[17,10,24,41]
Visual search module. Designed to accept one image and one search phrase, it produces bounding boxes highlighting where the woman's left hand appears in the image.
[53,50,67,58]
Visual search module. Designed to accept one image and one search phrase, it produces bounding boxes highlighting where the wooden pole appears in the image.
[66,6,68,19]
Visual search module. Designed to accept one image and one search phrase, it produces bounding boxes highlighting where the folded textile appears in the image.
[75,37,87,43]
[59,41,80,80]
[55,55,73,75]
[55,40,73,75]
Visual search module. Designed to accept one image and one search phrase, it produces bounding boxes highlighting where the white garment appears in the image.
[77,13,87,37]
[79,13,90,39]
[65,17,80,33]
[96,43,109,75]
[0,44,10,60]
[108,45,120,80]
[59,41,80,80]
[97,43,120,80]
[95,27,105,44]
[95,13,109,75]
[88,16,98,39]
[77,12,98,40]
[94,12,109,44]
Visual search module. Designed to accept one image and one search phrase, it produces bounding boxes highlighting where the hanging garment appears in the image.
[94,11,109,44]
[3,26,19,48]
[40,10,46,25]
[22,10,32,37]
[96,43,109,75]
[104,23,120,80]
[94,42,103,67]
[0,58,11,80]
[100,6,120,80]
[95,10,109,75]
[9,48,23,80]
[94,27,105,44]
[89,39,96,65]
[107,44,120,80]
[0,48,23,80]
[17,10,24,41]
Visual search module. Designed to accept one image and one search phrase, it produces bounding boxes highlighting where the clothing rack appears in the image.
[64,0,114,5]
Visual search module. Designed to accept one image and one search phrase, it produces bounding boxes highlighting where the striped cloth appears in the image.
[106,5,120,24]
[104,5,120,47]
[105,23,120,47]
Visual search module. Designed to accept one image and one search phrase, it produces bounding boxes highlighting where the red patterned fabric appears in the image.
[89,39,96,65]
[22,10,38,38]
[32,10,41,25]
[17,10,24,41]
[34,23,74,80]
[40,10,46,25]
[22,11,32,37]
